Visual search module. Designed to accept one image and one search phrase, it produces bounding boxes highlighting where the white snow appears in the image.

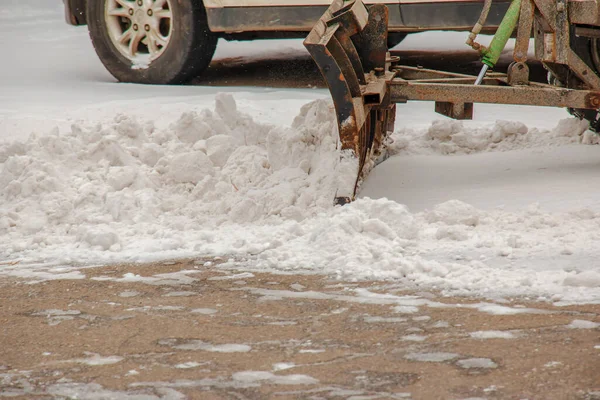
[544,361,563,368]
[469,330,517,339]
[412,316,431,321]
[119,291,141,297]
[46,382,176,400]
[431,321,450,328]
[566,319,600,329]
[160,339,251,353]
[94,272,199,286]
[393,306,420,314]
[401,334,427,342]
[465,303,550,315]
[127,306,185,312]
[50,353,124,366]
[190,308,218,315]
[163,291,197,297]
[456,358,498,369]
[363,316,408,323]
[208,273,256,281]
[232,371,318,385]
[174,362,205,369]
[77,354,124,366]
[1,1,600,306]
[273,362,296,371]
[404,352,460,362]
[33,309,81,316]
[32,309,82,326]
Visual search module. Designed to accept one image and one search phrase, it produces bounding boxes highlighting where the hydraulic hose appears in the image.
[474,0,522,85]
[481,0,522,68]
[466,0,493,51]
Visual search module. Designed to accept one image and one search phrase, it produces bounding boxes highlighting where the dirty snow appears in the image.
[49,353,125,366]
[566,319,600,329]
[174,362,205,369]
[273,362,296,371]
[1,0,600,307]
[190,308,218,315]
[469,330,518,339]
[456,358,498,369]
[46,382,180,400]
[404,352,460,363]
[401,334,427,342]
[158,339,252,353]
[232,371,319,385]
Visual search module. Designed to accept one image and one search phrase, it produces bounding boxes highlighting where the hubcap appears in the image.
[105,0,172,63]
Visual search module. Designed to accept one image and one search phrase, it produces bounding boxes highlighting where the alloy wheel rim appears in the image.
[105,0,173,63]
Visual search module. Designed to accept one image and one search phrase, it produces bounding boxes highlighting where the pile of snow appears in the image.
[0,95,342,257]
[389,117,599,155]
[2,95,600,304]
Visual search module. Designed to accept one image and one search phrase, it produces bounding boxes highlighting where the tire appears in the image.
[387,32,407,49]
[86,0,217,84]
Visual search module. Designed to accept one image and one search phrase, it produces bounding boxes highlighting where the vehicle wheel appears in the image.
[387,32,407,49]
[86,0,218,84]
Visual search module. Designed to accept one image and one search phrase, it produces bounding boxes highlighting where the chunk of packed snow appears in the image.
[232,371,318,385]
[390,117,591,155]
[404,352,459,362]
[456,357,498,369]
[469,330,517,339]
[566,319,599,329]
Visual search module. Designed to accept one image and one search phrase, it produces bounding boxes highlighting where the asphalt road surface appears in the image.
[1,260,598,399]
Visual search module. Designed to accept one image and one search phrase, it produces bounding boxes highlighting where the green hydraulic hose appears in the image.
[475,0,521,84]
[482,0,522,67]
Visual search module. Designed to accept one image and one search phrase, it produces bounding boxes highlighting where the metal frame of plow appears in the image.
[304,0,396,205]
[305,0,600,204]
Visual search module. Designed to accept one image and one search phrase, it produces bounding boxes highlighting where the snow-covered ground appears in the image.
[1,1,599,305]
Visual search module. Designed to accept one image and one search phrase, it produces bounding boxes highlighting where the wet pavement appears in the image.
[1,259,599,399]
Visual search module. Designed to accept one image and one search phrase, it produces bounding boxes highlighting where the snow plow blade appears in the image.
[306,0,600,205]
[304,0,396,205]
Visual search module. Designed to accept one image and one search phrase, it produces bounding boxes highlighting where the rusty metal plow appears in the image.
[304,0,396,205]
[305,0,600,205]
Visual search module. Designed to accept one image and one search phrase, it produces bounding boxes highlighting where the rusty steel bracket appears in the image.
[305,0,600,204]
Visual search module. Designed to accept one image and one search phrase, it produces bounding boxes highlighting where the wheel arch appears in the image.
[64,0,88,25]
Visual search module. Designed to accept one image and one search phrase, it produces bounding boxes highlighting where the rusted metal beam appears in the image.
[390,81,600,109]
[401,77,504,85]
[514,0,534,62]
[569,0,600,25]
[435,101,474,119]
[567,49,600,89]
[352,4,389,72]
[395,66,476,80]
[574,26,600,39]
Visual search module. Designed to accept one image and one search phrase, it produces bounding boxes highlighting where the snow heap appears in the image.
[1,95,600,304]
[0,95,342,255]
[389,116,599,155]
